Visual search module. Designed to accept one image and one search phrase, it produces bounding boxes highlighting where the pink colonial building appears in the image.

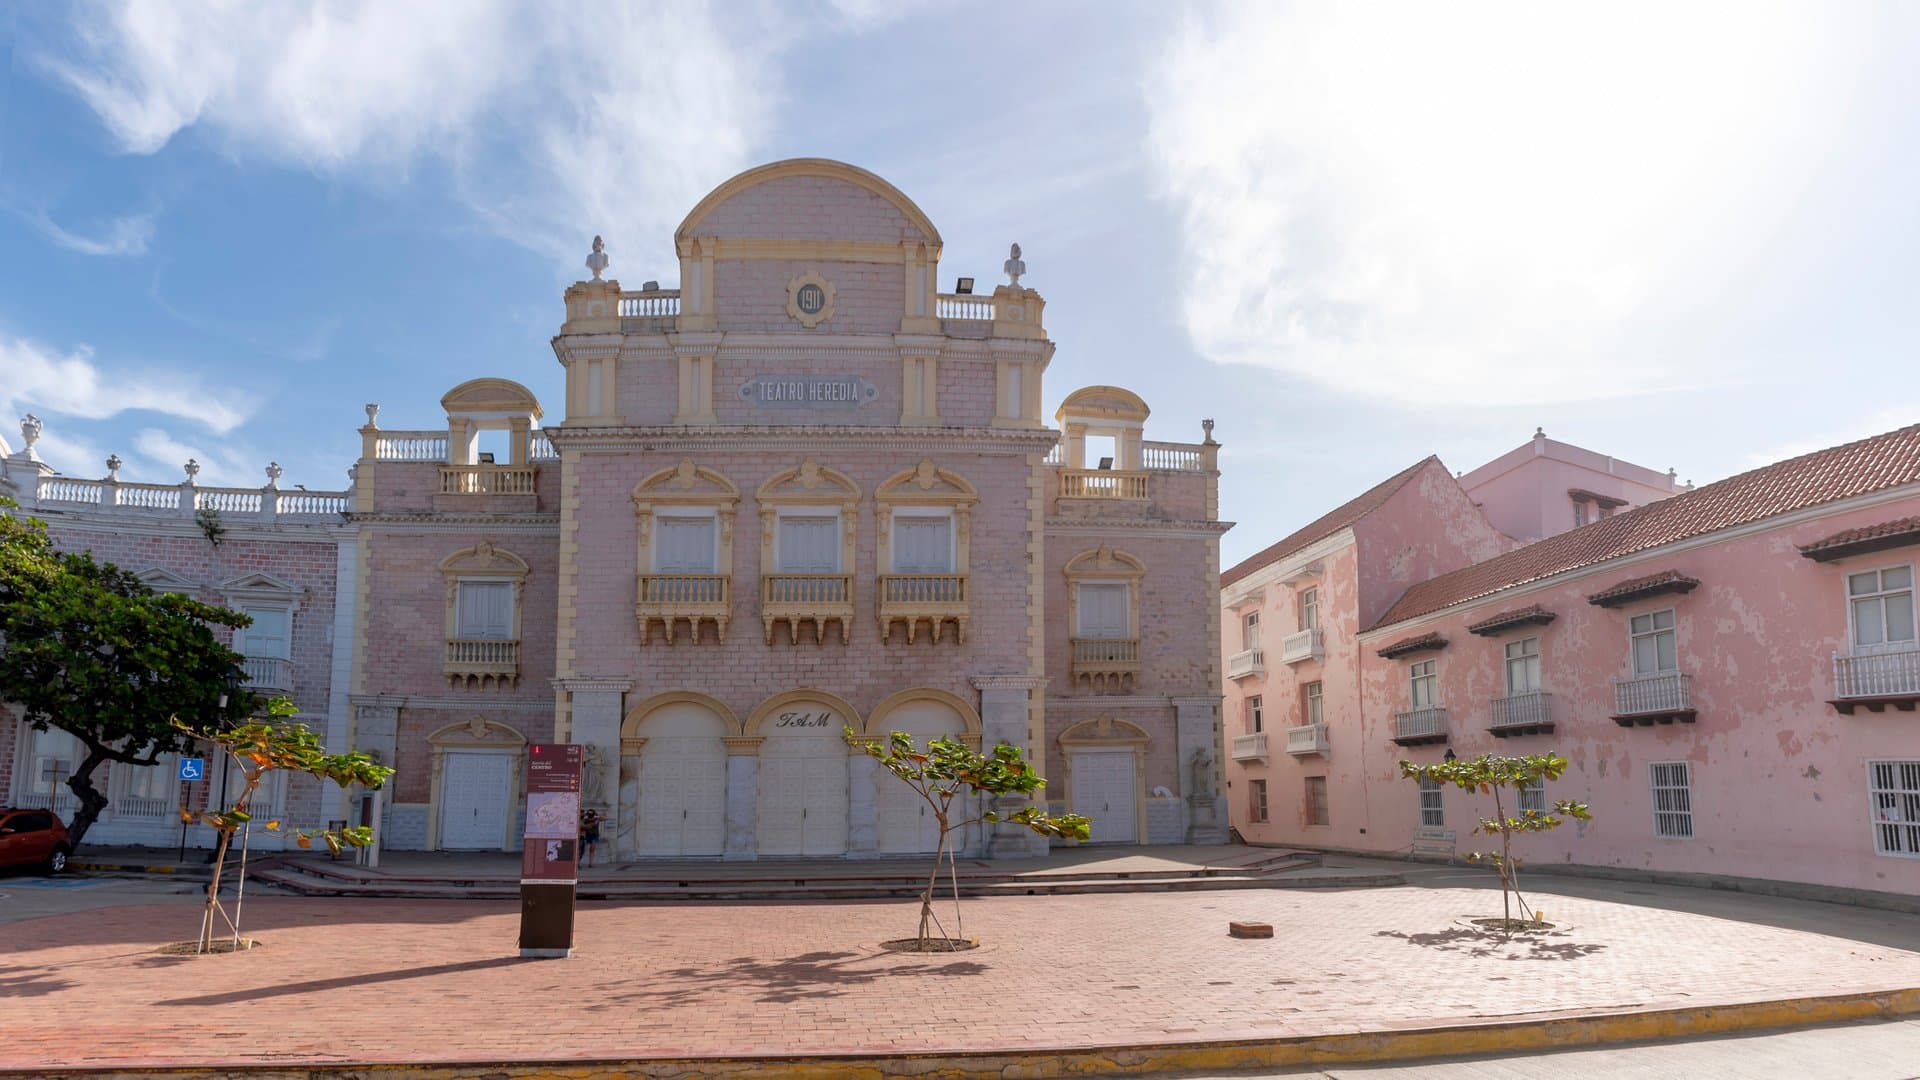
[1223,425,1920,902]
[4,159,1231,859]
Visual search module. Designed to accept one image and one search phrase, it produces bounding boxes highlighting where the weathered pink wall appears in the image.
[1354,460,1510,629]
[1462,436,1680,543]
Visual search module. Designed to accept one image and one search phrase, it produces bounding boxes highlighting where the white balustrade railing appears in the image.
[1227,647,1266,680]
[1141,441,1206,471]
[936,294,995,320]
[618,291,681,318]
[1834,648,1920,699]
[1280,628,1324,664]
[242,655,293,690]
[15,790,79,818]
[440,464,536,495]
[1043,444,1064,465]
[114,794,174,822]
[1059,469,1150,499]
[1394,706,1449,742]
[529,431,558,460]
[444,638,520,669]
[1490,691,1554,731]
[763,573,853,606]
[374,432,450,461]
[1286,723,1330,756]
[34,476,349,519]
[1231,732,1269,761]
[1614,672,1692,716]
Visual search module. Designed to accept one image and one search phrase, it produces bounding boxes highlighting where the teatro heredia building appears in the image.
[7,159,1232,861]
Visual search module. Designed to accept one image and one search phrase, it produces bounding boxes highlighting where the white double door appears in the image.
[1071,751,1139,844]
[440,752,512,849]
[756,737,849,856]
[635,737,727,857]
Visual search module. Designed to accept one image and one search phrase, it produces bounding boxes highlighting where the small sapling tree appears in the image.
[179,697,393,953]
[847,728,1089,951]
[1399,752,1591,929]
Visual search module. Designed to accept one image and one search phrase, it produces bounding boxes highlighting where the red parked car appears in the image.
[0,808,73,874]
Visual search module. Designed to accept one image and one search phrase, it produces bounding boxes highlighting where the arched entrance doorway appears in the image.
[427,717,527,852]
[749,690,858,857]
[1059,716,1149,844]
[865,689,982,855]
[621,693,730,857]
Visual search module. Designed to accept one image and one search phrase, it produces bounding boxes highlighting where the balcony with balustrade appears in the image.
[1231,732,1269,762]
[877,573,968,645]
[29,473,349,521]
[1070,637,1139,694]
[435,462,539,512]
[1392,706,1449,746]
[1226,647,1266,681]
[1829,647,1920,714]
[1280,628,1324,664]
[636,574,731,645]
[444,638,521,690]
[761,574,853,645]
[1286,723,1330,757]
[1611,672,1695,726]
[1488,691,1555,737]
[241,655,294,693]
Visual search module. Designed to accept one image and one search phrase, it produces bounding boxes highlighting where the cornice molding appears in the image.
[348,512,561,531]
[353,692,552,713]
[552,677,634,694]
[1045,517,1232,537]
[28,512,352,543]
[548,425,1059,455]
[970,674,1049,691]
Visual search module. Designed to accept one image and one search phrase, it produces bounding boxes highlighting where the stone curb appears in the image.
[11,986,1917,1079]
[67,861,182,875]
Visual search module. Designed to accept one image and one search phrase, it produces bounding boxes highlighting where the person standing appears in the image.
[579,808,602,869]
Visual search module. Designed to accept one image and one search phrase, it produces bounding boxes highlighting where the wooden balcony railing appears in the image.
[439,464,536,495]
[1392,706,1449,746]
[1612,672,1695,726]
[444,638,520,689]
[1488,690,1554,736]
[1058,469,1149,500]
[761,574,854,644]
[877,573,969,644]
[636,574,730,644]
[1070,636,1139,694]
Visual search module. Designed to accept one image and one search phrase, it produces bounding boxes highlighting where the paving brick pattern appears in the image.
[6,886,1920,1072]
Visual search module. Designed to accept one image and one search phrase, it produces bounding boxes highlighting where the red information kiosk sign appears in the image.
[518,743,582,958]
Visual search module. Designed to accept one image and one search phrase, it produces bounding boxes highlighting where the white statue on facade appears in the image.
[1189,747,1214,801]
[583,744,608,807]
[586,235,610,282]
[1003,243,1025,288]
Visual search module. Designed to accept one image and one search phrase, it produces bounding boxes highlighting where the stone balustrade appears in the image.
[877,573,969,644]
[1070,636,1139,694]
[1280,628,1324,664]
[439,464,536,495]
[636,574,731,644]
[242,655,294,692]
[373,431,450,461]
[760,573,854,645]
[1226,647,1265,680]
[30,475,349,520]
[443,638,520,690]
[1058,469,1150,500]
[1230,732,1269,762]
[1286,723,1330,757]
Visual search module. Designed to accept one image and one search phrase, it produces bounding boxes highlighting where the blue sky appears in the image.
[3,1,1918,566]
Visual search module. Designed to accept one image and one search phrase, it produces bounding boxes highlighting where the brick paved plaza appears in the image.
[5,879,1920,1074]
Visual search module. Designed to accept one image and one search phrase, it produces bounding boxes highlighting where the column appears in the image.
[721,737,762,860]
[349,694,403,844]
[558,679,629,821]
[1173,695,1228,844]
[972,675,1049,859]
[846,754,878,858]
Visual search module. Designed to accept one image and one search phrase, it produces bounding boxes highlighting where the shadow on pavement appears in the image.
[154,955,529,1006]
[1373,926,1607,961]
[585,948,991,1009]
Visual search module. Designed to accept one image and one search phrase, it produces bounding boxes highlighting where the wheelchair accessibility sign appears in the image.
[178,757,206,782]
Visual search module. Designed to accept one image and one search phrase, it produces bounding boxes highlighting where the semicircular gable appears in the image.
[676,158,941,246]
[1062,544,1147,578]
[876,459,978,502]
[440,377,544,420]
[1057,385,1150,424]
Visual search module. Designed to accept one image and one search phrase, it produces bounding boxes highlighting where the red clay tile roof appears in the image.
[1371,423,1920,629]
[1377,631,1447,659]
[1465,604,1557,635]
[1799,515,1920,562]
[1586,570,1701,607]
[1222,457,1437,588]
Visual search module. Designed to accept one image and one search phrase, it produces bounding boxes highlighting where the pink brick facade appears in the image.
[1224,429,1920,901]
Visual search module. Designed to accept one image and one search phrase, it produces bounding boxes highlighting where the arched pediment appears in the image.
[676,158,942,247]
[427,716,528,749]
[864,687,982,737]
[1058,715,1152,749]
[622,690,740,739]
[1057,385,1150,425]
[438,541,531,579]
[632,459,741,504]
[757,458,861,504]
[440,378,544,421]
[1063,545,1147,579]
[876,459,978,504]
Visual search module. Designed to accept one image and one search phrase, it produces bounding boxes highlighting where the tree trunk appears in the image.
[63,747,113,848]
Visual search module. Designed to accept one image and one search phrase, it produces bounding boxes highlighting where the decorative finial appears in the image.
[347,464,359,483]
[586,235,610,282]
[1534,426,1545,438]
[1003,243,1026,288]
[265,461,283,488]
[365,403,380,428]
[183,459,201,483]
[1202,418,1216,443]
[105,454,123,480]
[20,414,42,449]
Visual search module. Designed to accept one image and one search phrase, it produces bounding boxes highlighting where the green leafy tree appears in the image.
[0,499,254,846]
[179,697,393,953]
[847,728,1089,950]
[1399,752,1592,927]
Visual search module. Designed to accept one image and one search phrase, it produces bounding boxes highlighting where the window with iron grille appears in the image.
[1869,760,1920,857]
[1248,779,1269,823]
[1248,695,1264,733]
[1650,761,1693,838]
[1306,777,1329,826]
[1418,776,1444,827]
[1519,777,1546,814]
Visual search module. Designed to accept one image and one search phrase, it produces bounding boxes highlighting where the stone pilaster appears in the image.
[1174,694,1228,843]
[557,678,630,819]
[847,754,878,858]
[973,675,1049,859]
[722,737,762,860]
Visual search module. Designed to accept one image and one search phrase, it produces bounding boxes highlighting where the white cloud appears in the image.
[1144,4,1858,407]
[38,0,773,273]
[28,208,156,256]
[0,333,252,434]
[130,426,263,488]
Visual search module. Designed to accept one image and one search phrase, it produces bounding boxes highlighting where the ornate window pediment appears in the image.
[873,460,977,645]
[1064,546,1147,695]
[757,459,861,645]
[219,571,303,605]
[136,567,199,595]
[439,542,528,690]
[632,460,739,644]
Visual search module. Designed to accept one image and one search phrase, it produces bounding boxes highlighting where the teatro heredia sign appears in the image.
[739,375,879,409]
